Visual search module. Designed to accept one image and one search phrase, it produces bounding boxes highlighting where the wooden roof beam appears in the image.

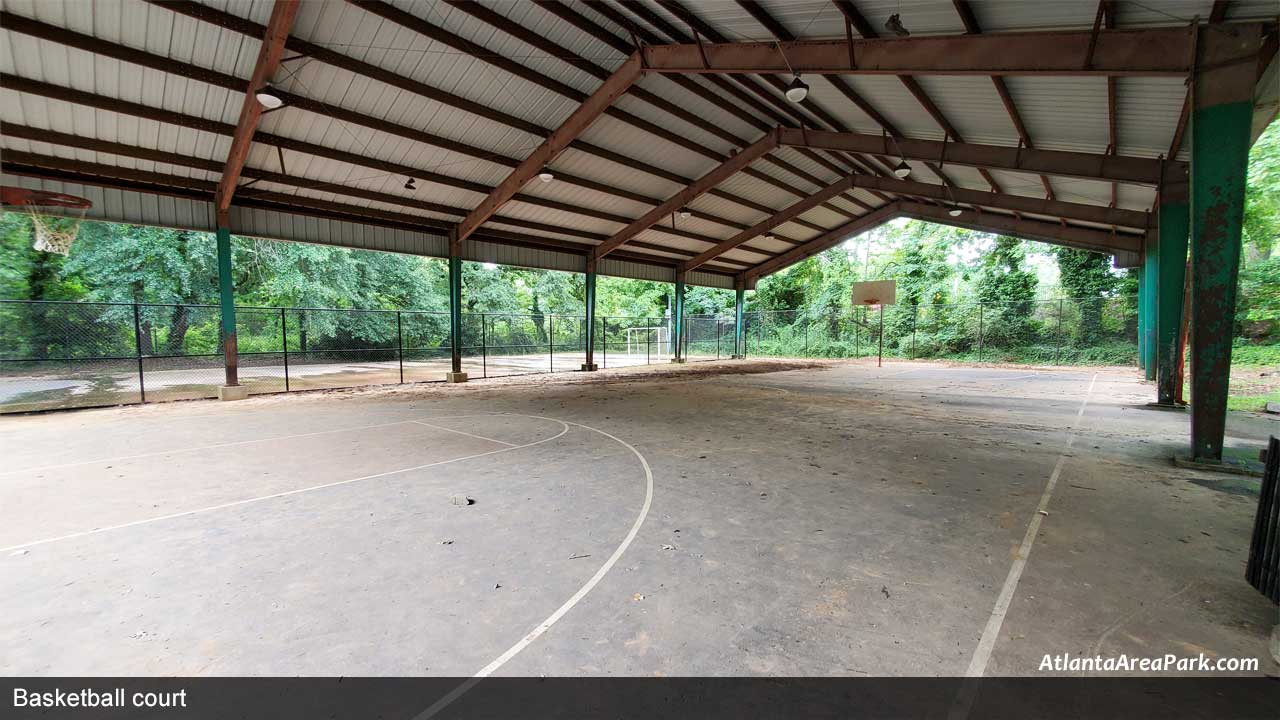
[214,0,300,224]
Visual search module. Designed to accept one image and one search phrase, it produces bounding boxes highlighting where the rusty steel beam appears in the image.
[0,76,756,249]
[846,174,1148,228]
[593,131,780,260]
[637,26,1206,76]
[828,1,997,192]
[647,0,905,199]
[744,204,899,280]
[950,0,1056,199]
[899,201,1141,254]
[147,1,810,239]
[453,52,644,242]
[776,128,1187,190]
[447,0,844,230]
[684,175,862,272]
[213,1,300,220]
[1,156,745,274]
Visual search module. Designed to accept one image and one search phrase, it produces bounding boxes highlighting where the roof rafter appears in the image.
[950,0,1056,200]
[214,0,300,222]
[593,130,780,260]
[146,1,811,241]
[829,0,1000,193]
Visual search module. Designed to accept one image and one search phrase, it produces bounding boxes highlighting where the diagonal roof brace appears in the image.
[591,129,781,260]
[453,52,644,244]
[214,0,300,225]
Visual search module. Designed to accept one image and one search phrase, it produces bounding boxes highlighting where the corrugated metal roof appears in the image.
[2,0,1266,287]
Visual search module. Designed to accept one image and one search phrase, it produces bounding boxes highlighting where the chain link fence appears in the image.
[744,296,1137,365]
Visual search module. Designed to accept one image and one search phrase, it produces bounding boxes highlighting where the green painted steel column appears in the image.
[1141,270,1151,371]
[672,273,686,363]
[733,282,746,359]
[1156,200,1189,405]
[447,232,467,382]
[1143,237,1158,380]
[216,225,238,387]
[1187,24,1261,460]
[582,260,598,371]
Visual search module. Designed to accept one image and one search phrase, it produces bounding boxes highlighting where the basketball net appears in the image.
[26,204,86,256]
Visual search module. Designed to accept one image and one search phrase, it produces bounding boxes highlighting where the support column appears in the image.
[447,231,467,383]
[732,276,746,359]
[582,259,598,371]
[1141,266,1152,371]
[215,223,245,401]
[1156,199,1190,406]
[1187,24,1261,461]
[1143,235,1159,381]
[671,272,686,363]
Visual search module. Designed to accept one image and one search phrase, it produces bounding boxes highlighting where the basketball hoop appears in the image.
[1,187,93,256]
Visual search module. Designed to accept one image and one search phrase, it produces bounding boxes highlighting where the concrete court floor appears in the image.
[0,359,1276,678]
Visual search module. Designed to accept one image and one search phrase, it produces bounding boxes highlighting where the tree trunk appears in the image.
[165,305,189,354]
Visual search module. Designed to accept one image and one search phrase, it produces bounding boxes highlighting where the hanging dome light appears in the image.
[678,208,692,219]
[538,171,555,183]
[785,75,809,103]
[763,233,776,242]
[885,14,910,38]
[255,86,285,110]
[893,160,911,178]
[948,207,963,217]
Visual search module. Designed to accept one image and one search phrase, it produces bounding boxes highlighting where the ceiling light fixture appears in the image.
[763,233,776,242]
[885,14,910,37]
[893,160,911,179]
[255,86,284,110]
[538,171,555,183]
[785,75,809,103]
[948,207,963,217]
[679,208,692,219]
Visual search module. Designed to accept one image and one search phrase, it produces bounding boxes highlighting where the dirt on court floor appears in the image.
[1,359,1276,678]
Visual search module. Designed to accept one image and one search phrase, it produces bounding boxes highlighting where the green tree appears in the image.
[1052,248,1117,344]
[975,236,1039,346]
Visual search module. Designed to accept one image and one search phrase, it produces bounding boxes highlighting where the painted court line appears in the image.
[963,372,1097,678]
[0,416,567,554]
[414,414,654,720]
[412,419,516,447]
[0,414,502,476]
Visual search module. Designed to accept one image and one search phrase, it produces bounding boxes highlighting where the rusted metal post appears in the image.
[1143,235,1158,380]
[1156,200,1189,405]
[215,225,242,399]
[1137,269,1148,373]
[1187,24,1262,460]
[582,259,598,370]
[671,273,686,363]
[446,231,467,383]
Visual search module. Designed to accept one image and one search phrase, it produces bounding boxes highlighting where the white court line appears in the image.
[0,414,500,477]
[414,414,654,720]
[947,373,1098,719]
[413,420,515,447]
[0,417,567,554]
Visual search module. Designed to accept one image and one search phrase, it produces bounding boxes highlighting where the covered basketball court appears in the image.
[2,0,1279,697]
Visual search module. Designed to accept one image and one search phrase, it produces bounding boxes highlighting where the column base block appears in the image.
[446,372,468,383]
[1143,401,1187,411]
[218,385,248,401]
[1172,450,1264,477]
[670,358,687,364]
[730,354,745,360]
[580,363,598,371]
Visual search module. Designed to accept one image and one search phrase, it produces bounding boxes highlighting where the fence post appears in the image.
[396,311,403,384]
[549,314,555,372]
[1054,299,1064,366]
[481,314,488,379]
[977,303,984,362]
[716,318,722,359]
[804,316,810,356]
[602,317,608,369]
[281,307,291,392]
[132,303,146,404]
[855,309,860,358]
